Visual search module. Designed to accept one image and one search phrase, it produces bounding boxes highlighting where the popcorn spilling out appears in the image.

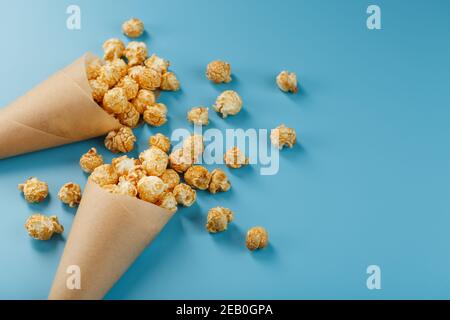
[19,177,48,203]
[58,183,82,207]
[206,207,234,233]
[25,214,64,241]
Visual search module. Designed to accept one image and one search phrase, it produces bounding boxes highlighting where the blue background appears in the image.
[0,0,449,299]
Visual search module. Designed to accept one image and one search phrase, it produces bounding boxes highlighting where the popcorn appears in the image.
[149,133,171,153]
[118,103,140,127]
[169,148,193,173]
[183,134,204,162]
[112,155,139,176]
[25,214,64,241]
[109,58,128,77]
[90,164,119,186]
[137,67,161,90]
[137,176,167,203]
[276,71,298,93]
[246,226,269,251]
[86,56,103,80]
[206,60,232,84]
[156,192,178,213]
[160,72,180,91]
[187,107,209,126]
[270,124,296,149]
[125,41,147,66]
[184,165,211,190]
[79,148,104,173]
[98,64,122,88]
[122,18,144,38]
[89,79,109,103]
[115,176,138,197]
[173,183,196,207]
[143,103,168,127]
[125,164,147,185]
[18,177,48,203]
[103,38,125,61]
[205,207,234,233]
[116,75,139,100]
[145,54,170,74]
[208,169,231,194]
[132,89,156,114]
[224,147,248,169]
[139,146,169,176]
[213,90,243,118]
[128,65,146,82]
[58,182,82,207]
[160,169,180,191]
[103,87,128,114]
[104,127,136,153]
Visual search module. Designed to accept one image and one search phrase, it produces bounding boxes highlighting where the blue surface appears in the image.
[0,0,449,299]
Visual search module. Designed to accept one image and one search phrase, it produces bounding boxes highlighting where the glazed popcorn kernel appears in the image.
[103,87,129,114]
[139,146,169,176]
[149,133,171,153]
[137,67,162,90]
[25,214,64,241]
[86,56,103,80]
[160,169,180,191]
[206,207,234,233]
[173,183,196,207]
[112,155,139,176]
[208,168,231,194]
[118,103,140,127]
[145,54,170,74]
[128,65,145,82]
[103,38,126,61]
[132,89,156,114]
[276,71,298,93]
[125,41,148,67]
[224,147,249,169]
[89,79,109,103]
[213,90,243,118]
[90,164,119,186]
[98,64,122,88]
[58,182,82,207]
[122,18,145,38]
[104,127,136,153]
[125,164,147,185]
[115,176,138,197]
[183,134,204,162]
[187,107,209,126]
[137,176,167,203]
[184,166,211,190]
[246,226,269,251]
[79,147,104,173]
[271,124,297,149]
[156,192,178,213]
[169,148,193,173]
[143,103,168,127]
[110,58,129,78]
[160,72,180,91]
[116,76,139,100]
[18,177,48,203]
[206,60,232,84]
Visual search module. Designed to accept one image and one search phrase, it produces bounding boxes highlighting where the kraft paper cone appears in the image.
[48,179,174,300]
[0,53,121,159]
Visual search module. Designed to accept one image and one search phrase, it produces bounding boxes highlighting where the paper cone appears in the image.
[48,179,174,300]
[0,53,121,159]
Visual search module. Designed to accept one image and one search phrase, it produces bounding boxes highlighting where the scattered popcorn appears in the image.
[169,148,193,173]
[173,183,196,207]
[122,18,144,38]
[276,71,298,93]
[103,38,125,61]
[156,192,178,213]
[160,169,180,191]
[160,72,180,91]
[98,63,122,88]
[145,54,170,74]
[115,176,138,197]
[79,148,104,173]
[125,41,147,66]
[184,166,211,190]
[187,107,209,126]
[86,56,103,80]
[206,207,234,233]
[118,103,140,127]
[104,127,136,153]
[139,147,169,176]
[89,79,109,103]
[58,182,82,207]
[137,67,161,90]
[246,226,269,251]
[132,89,157,114]
[137,176,167,203]
[116,75,139,100]
[25,214,64,241]
[213,90,243,118]
[18,177,48,203]
[103,87,129,114]
[224,147,249,169]
[149,133,171,153]
[125,164,147,185]
[208,169,231,194]
[143,103,168,127]
[206,60,232,84]
[109,58,128,78]
[270,124,296,149]
[183,134,204,162]
[112,155,138,176]
[90,164,119,186]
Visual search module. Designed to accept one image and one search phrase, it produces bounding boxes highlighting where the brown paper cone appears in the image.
[0,53,121,159]
[48,179,174,300]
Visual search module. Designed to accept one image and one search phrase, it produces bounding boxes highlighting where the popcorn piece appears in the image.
[156,192,178,213]
[173,183,196,207]
[98,64,122,88]
[145,54,170,74]
[86,56,103,80]
[143,103,168,127]
[169,148,193,173]
[208,169,231,194]
[90,164,119,186]
[183,134,204,162]
[115,176,138,197]
[137,67,161,90]
[18,177,48,203]
[89,79,109,103]
[137,176,167,203]
[276,71,298,93]
[58,182,82,207]
[139,147,169,176]
[149,133,171,153]
[103,87,129,114]
[79,148,104,173]
[270,124,297,149]
[128,65,145,82]
[103,38,125,61]
[125,41,148,66]
[160,169,180,191]
[160,72,180,91]
[125,164,147,185]
[25,214,64,241]
[224,147,249,169]
[112,155,139,176]
[116,75,139,100]
[122,18,144,38]
[104,127,136,153]
[205,207,234,233]
[132,89,156,114]
[187,107,209,126]
[206,60,232,84]
[184,166,211,190]
[118,103,140,127]
[109,58,128,77]
[246,227,269,251]
[213,90,243,118]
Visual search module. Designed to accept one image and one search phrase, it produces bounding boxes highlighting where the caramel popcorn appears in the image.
[103,87,129,114]
[149,133,171,153]
[89,79,109,103]
[118,103,140,127]
[90,164,119,186]
[103,38,125,61]
[183,134,204,162]
[208,169,231,194]
[137,67,161,90]
[169,148,193,173]
[98,63,122,88]
[224,147,249,169]
[132,89,156,114]
[246,227,269,251]
[276,71,298,93]
[213,90,243,118]
[122,18,144,38]
[79,148,104,173]
[115,176,138,197]
[25,214,64,241]
[116,76,139,100]
[184,166,211,190]
[270,124,297,149]
[110,58,128,77]
[143,103,168,127]
[156,192,178,213]
[112,155,139,176]
[137,176,167,203]
[139,147,169,176]
[173,183,196,207]
[104,127,136,153]
[125,164,147,185]
[86,56,103,80]
[187,107,209,126]
[206,60,232,84]
[128,65,146,82]
[18,177,48,203]
[125,41,147,66]
[58,182,82,207]
[160,169,180,191]
[206,207,234,233]
[160,72,180,91]
[145,54,170,74]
